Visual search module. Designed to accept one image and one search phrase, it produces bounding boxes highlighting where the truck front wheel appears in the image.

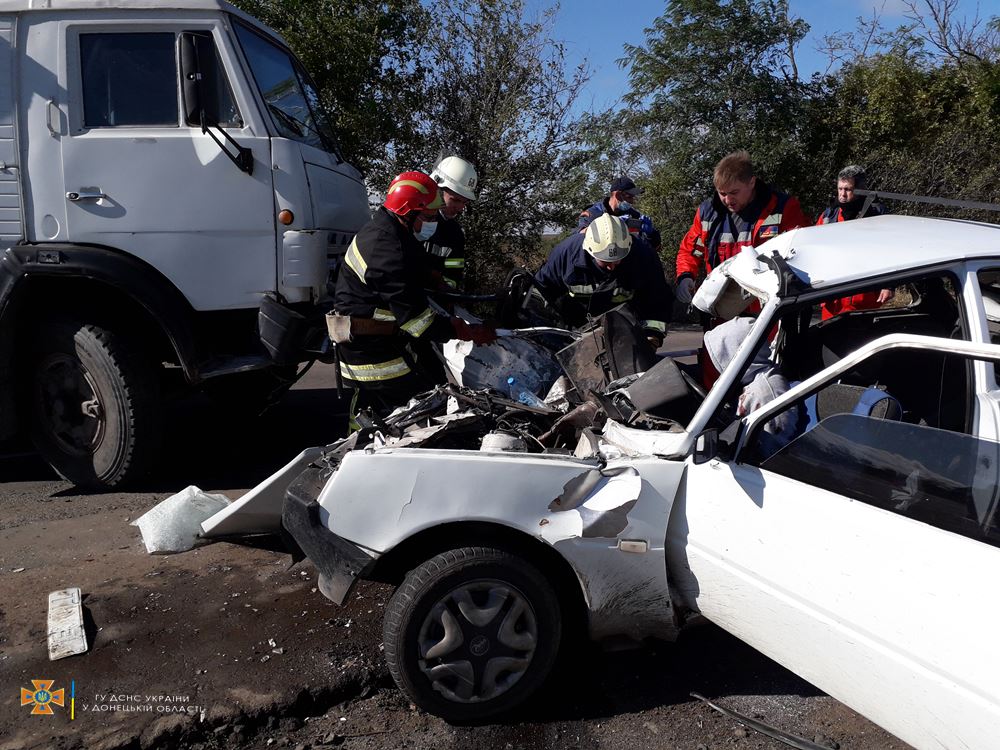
[29,318,161,489]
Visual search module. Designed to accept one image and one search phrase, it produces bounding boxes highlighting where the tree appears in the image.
[620,0,818,274]
[232,0,430,176]
[816,0,1000,218]
[392,0,590,292]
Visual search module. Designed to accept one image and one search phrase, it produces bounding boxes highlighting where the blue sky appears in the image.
[532,0,1000,114]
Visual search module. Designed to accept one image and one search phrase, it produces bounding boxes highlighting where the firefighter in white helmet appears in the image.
[534,213,673,349]
[426,155,478,289]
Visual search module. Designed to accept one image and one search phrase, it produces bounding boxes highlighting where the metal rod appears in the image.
[856,189,1000,213]
[690,692,834,750]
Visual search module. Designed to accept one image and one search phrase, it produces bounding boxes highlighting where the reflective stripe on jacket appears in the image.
[424,214,466,289]
[334,207,453,383]
[534,232,672,334]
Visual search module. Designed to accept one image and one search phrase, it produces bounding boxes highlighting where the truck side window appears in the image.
[81,33,178,127]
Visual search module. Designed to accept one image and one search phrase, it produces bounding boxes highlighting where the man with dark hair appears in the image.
[675,151,811,304]
[817,165,893,318]
[816,165,887,224]
[578,176,662,252]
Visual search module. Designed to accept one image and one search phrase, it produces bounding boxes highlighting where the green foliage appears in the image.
[616,0,1000,276]
[394,0,590,292]
[620,0,820,275]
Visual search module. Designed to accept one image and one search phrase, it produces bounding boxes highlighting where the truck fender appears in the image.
[0,244,201,381]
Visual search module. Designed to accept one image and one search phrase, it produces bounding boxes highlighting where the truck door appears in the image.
[52,19,275,311]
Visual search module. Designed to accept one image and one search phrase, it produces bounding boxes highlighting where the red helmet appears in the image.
[384,171,444,216]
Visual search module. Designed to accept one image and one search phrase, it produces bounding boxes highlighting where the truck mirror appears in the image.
[180,32,253,175]
[180,32,209,126]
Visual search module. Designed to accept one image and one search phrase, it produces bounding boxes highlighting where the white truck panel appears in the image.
[0,16,21,244]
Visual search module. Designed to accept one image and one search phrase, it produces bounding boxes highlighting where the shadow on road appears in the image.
[0,383,350,493]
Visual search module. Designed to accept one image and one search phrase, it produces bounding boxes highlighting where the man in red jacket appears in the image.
[675,151,811,304]
[816,165,893,319]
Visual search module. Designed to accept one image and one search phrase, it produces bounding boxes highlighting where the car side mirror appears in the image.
[692,428,718,464]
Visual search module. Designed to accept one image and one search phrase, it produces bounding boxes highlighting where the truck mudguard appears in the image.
[0,243,201,380]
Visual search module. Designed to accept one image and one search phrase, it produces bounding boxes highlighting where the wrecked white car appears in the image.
[210,215,1000,748]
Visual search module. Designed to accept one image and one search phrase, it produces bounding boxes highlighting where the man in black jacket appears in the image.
[535,213,672,350]
[334,171,494,419]
[425,156,478,290]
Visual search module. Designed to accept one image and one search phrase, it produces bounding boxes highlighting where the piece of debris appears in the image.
[690,692,832,750]
[132,486,231,554]
[47,587,88,660]
[12,567,25,573]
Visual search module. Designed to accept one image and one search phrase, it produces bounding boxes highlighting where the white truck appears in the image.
[0,1,369,487]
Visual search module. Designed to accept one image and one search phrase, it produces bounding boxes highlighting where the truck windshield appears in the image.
[233,20,340,156]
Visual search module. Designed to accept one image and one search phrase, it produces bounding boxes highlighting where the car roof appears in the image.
[756,214,1000,292]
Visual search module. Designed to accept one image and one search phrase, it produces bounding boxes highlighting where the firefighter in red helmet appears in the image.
[332,171,495,423]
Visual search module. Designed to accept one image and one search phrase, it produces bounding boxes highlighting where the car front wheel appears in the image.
[383,546,561,722]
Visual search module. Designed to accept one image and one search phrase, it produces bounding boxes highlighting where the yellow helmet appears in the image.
[583,213,632,262]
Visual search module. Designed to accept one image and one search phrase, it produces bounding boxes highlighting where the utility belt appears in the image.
[325,311,397,343]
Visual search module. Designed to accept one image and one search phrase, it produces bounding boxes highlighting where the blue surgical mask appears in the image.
[414,221,438,241]
[617,201,634,213]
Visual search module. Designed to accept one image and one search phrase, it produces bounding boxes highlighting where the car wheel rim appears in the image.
[36,354,105,456]
[416,579,538,704]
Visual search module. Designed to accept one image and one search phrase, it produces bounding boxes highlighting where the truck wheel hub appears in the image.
[36,354,105,456]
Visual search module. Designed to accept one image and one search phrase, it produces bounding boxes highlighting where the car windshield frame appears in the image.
[231,18,341,158]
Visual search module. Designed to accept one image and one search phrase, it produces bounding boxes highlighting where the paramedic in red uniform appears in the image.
[675,151,811,305]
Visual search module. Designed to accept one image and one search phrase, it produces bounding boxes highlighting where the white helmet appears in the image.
[583,213,632,262]
[431,156,478,201]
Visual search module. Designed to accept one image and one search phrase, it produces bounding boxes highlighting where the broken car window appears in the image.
[742,349,1000,547]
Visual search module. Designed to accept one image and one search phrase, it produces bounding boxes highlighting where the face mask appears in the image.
[617,201,633,213]
[414,221,437,241]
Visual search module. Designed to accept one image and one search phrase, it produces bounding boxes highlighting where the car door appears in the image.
[669,334,1000,750]
[53,18,275,311]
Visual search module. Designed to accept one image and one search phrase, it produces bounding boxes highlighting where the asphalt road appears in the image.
[0,331,910,750]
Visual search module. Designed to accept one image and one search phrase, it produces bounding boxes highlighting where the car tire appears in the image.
[28,318,161,489]
[383,546,561,723]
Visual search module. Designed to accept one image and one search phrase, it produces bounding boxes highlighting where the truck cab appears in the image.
[0,0,369,487]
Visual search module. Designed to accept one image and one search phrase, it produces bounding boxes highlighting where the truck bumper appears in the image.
[282,465,376,605]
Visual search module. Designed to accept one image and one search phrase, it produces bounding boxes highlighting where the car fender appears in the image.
[317,448,686,641]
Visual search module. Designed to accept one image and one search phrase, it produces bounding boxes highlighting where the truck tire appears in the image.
[383,546,561,723]
[28,318,161,489]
